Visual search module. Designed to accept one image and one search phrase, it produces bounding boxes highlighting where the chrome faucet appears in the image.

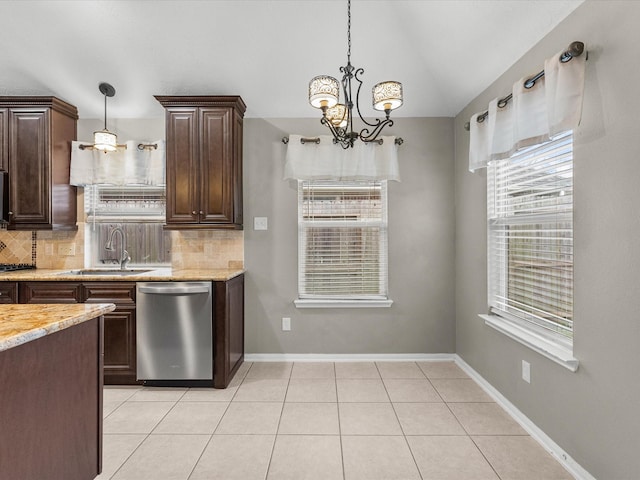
[105,227,131,270]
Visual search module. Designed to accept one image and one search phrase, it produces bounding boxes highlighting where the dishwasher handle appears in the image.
[138,284,210,295]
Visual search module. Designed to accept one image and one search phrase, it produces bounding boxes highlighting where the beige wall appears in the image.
[454,1,640,478]
[243,117,455,354]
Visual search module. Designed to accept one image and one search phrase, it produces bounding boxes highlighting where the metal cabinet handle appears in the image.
[199,210,204,215]
[139,284,210,295]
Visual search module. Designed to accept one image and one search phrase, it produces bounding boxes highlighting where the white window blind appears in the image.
[488,130,573,339]
[298,180,388,300]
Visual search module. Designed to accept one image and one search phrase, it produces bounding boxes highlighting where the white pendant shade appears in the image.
[372,81,403,111]
[93,129,118,152]
[309,75,340,109]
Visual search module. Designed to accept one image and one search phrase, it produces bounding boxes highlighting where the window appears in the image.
[84,185,171,267]
[487,131,573,344]
[296,180,391,307]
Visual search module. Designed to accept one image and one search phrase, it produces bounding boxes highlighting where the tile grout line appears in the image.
[263,362,293,480]
[378,361,425,480]
[334,362,346,480]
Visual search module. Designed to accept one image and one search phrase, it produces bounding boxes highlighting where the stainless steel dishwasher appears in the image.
[136,282,213,387]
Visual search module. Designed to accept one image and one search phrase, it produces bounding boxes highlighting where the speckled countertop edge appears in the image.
[0,268,245,282]
[0,303,116,352]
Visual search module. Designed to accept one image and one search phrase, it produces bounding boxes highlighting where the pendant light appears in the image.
[80,82,125,153]
[308,0,403,148]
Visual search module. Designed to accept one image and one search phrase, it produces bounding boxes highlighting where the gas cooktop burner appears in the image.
[0,263,36,272]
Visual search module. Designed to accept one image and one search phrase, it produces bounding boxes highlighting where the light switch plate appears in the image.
[522,360,531,383]
[254,217,268,230]
[282,317,291,331]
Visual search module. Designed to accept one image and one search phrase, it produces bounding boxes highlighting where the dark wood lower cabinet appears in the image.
[214,274,244,388]
[0,316,103,480]
[7,275,244,387]
[84,282,139,385]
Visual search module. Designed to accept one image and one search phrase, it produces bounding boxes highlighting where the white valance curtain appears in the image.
[284,135,400,182]
[70,140,166,186]
[469,48,586,172]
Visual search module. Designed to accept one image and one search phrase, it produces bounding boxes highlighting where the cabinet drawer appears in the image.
[19,282,82,303]
[83,282,136,305]
[0,282,18,303]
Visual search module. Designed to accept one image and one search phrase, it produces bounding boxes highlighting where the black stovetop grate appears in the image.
[0,263,36,272]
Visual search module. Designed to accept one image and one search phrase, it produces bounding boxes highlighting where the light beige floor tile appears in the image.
[473,435,573,480]
[103,386,142,403]
[339,402,403,435]
[431,378,493,402]
[127,387,187,402]
[190,434,275,480]
[335,362,380,379]
[215,402,283,434]
[336,378,389,402]
[111,434,209,480]
[376,361,425,378]
[285,378,337,402]
[103,401,175,434]
[383,378,443,402]
[278,402,340,435]
[181,385,238,402]
[103,400,124,419]
[234,361,253,379]
[342,435,421,480]
[95,434,146,480]
[449,403,527,435]
[246,362,293,379]
[407,436,500,480]
[267,435,343,480]
[152,401,228,434]
[394,402,466,435]
[417,361,469,379]
[291,362,335,378]
[234,378,289,402]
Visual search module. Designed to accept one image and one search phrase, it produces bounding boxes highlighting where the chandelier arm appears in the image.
[352,67,380,129]
[359,118,395,143]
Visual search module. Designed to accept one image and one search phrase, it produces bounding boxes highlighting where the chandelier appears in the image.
[308,0,403,149]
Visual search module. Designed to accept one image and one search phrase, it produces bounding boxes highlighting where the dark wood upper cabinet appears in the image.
[0,97,78,230]
[155,96,245,229]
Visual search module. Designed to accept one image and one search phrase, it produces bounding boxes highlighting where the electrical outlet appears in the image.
[254,217,268,231]
[282,317,291,331]
[522,360,531,383]
[57,242,75,256]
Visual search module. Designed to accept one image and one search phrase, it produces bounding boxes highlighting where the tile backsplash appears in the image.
[0,226,244,270]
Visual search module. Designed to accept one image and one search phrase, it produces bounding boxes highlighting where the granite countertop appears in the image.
[0,268,245,282]
[0,303,116,352]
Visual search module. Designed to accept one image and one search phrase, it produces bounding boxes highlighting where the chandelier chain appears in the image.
[347,0,351,63]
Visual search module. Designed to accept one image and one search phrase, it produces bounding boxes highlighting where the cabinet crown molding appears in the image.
[0,96,78,119]
[154,95,246,115]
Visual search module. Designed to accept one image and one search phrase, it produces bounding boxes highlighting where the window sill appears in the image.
[479,314,579,372]
[295,298,393,308]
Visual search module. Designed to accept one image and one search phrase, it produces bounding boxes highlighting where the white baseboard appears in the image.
[244,353,456,362]
[454,354,596,480]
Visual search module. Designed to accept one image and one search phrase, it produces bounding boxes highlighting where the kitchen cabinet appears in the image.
[155,96,245,229]
[0,282,17,303]
[214,274,244,388]
[19,281,82,303]
[10,276,244,388]
[84,282,138,385]
[0,311,104,480]
[0,97,78,230]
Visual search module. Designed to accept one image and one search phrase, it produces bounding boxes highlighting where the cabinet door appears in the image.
[213,274,244,388]
[200,108,235,224]
[0,108,7,172]
[83,282,139,385]
[0,282,18,303]
[165,108,199,224]
[19,281,82,303]
[8,109,50,227]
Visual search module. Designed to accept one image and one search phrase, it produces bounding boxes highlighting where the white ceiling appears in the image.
[0,0,583,120]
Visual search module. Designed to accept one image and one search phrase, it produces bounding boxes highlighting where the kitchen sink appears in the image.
[62,269,153,276]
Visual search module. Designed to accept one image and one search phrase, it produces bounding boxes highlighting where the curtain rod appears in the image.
[464,41,585,132]
[282,136,404,145]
